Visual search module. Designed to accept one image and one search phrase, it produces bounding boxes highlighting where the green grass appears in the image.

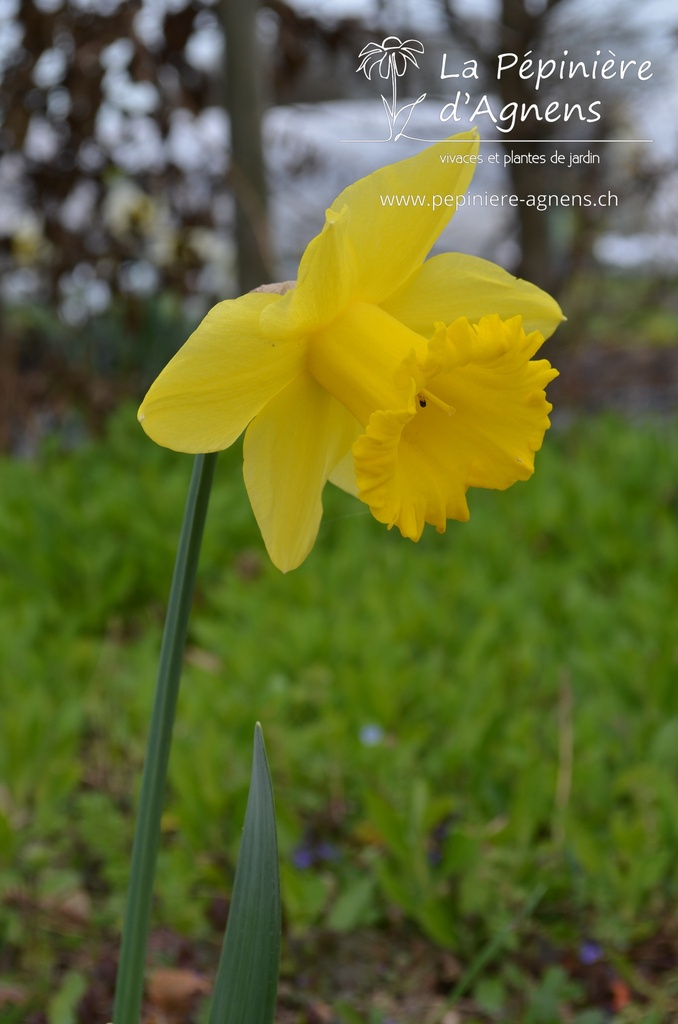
[0,406,677,1020]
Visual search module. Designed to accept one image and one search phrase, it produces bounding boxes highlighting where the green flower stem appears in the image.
[113,451,218,1024]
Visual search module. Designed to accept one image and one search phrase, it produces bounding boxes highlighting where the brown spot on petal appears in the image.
[251,280,296,295]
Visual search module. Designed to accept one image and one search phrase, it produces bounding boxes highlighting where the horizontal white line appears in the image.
[476,139,653,143]
[340,138,653,144]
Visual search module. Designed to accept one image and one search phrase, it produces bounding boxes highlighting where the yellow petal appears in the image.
[243,371,360,572]
[138,292,305,453]
[380,252,565,340]
[308,302,423,426]
[353,315,557,540]
[353,403,470,541]
[324,130,479,304]
[328,449,360,497]
[260,217,356,339]
[435,315,558,489]
[261,130,479,339]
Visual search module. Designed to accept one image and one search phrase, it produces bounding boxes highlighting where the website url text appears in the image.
[379,192,618,212]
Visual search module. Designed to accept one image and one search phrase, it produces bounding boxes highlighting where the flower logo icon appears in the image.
[357,36,425,79]
[357,36,427,141]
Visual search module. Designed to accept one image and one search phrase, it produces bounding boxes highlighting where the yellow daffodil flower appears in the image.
[139,129,563,572]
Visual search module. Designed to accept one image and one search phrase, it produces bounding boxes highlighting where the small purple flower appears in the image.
[359,723,384,746]
[292,839,340,869]
[292,846,315,870]
[314,841,339,862]
[579,940,603,965]
[428,816,453,865]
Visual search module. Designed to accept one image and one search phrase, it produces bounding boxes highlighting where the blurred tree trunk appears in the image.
[220,0,273,292]
[497,0,565,293]
[440,0,571,292]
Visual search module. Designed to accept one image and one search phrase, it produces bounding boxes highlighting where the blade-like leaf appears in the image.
[208,723,281,1024]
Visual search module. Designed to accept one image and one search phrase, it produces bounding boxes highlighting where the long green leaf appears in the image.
[209,723,281,1024]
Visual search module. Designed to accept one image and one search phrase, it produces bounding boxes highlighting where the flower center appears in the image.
[416,389,455,415]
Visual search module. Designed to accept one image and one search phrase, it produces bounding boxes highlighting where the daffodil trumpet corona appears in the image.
[139,129,563,572]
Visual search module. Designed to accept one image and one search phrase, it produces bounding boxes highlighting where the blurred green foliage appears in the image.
[0,406,676,1019]
[560,270,678,348]
[3,292,195,382]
